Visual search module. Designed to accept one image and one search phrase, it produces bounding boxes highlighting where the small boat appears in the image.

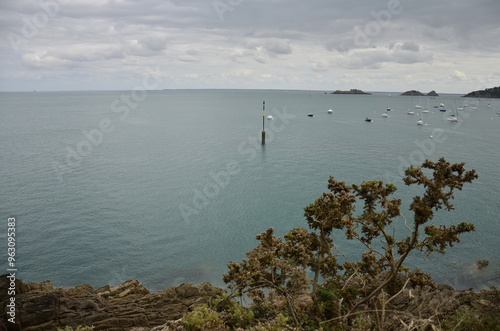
[407,111,415,115]
[417,119,423,125]
[267,115,273,120]
[307,113,314,117]
[486,104,492,108]
[365,117,373,122]
[448,104,459,122]
[382,112,389,118]
[327,109,333,114]
[386,108,391,112]
[439,102,446,112]
[422,99,430,113]
[415,104,422,109]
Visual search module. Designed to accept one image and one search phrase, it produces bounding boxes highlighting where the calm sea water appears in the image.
[1,90,499,291]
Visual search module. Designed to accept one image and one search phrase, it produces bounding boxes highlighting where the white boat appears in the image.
[382,112,389,118]
[417,119,423,125]
[415,104,422,109]
[422,98,430,113]
[486,104,492,108]
[448,101,460,121]
[407,110,415,115]
[327,109,333,114]
[267,115,273,120]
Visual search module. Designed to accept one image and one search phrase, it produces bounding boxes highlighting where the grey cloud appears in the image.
[178,54,199,63]
[400,41,420,52]
[0,0,498,92]
[339,45,432,69]
[263,39,292,55]
[243,38,292,55]
[139,37,167,52]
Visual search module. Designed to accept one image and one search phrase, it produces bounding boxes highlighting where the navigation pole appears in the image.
[261,101,266,145]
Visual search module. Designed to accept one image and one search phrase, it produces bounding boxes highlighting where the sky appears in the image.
[0,0,499,93]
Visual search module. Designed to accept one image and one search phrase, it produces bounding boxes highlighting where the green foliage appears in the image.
[182,306,227,330]
[57,326,94,331]
[247,313,294,331]
[440,305,500,331]
[211,294,255,329]
[218,158,479,329]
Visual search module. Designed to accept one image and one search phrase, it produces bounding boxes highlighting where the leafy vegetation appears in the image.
[179,158,492,330]
[57,326,94,331]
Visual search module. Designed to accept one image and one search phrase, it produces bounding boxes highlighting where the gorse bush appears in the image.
[186,158,481,330]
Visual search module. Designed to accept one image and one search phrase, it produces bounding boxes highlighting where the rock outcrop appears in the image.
[2,276,499,331]
[0,276,224,331]
[331,89,371,95]
[401,90,439,96]
[463,86,500,98]
[401,90,424,96]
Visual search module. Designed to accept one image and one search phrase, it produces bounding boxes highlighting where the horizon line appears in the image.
[0,88,474,95]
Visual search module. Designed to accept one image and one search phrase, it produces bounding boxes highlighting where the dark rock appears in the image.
[331,89,371,95]
[0,275,224,330]
[401,90,425,96]
[463,86,500,98]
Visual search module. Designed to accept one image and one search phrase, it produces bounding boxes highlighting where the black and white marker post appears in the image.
[261,101,266,145]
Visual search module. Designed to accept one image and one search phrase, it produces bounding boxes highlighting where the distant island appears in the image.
[463,86,500,98]
[401,90,439,96]
[332,89,371,95]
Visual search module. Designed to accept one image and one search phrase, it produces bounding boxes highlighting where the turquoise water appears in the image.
[1,90,499,291]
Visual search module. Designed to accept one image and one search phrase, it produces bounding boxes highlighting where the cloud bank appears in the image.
[0,0,498,92]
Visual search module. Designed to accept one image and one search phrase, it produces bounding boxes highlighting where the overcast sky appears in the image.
[1,0,498,93]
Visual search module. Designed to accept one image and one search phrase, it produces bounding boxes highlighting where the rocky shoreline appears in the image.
[1,276,499,330]
[0,276,223,331]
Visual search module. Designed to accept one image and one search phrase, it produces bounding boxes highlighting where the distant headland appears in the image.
[331,89,371,95]
[401,90,439,96]
[463,86,500,98]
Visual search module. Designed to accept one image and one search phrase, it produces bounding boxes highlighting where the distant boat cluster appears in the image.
[303,96,497,125]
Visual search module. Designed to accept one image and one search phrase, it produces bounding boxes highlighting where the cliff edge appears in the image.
[2,276,499,330]
[0,276,223,331]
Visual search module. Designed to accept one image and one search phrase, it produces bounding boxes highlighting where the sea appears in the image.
[1,89,499,292]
